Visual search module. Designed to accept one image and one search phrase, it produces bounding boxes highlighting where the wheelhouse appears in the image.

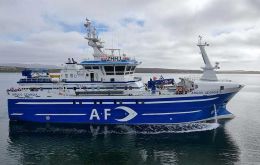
[79,57,140,77]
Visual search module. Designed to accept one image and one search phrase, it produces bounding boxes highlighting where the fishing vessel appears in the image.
[7,18,243,124]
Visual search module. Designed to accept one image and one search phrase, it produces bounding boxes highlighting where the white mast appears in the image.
[84,18,104,60]
[197,36,219,81]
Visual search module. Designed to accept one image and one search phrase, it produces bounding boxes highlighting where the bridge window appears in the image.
[126,66,131,71]
[131,66,136,71]
[115,66,125,75]
[85,66,91,69]
[92,66,99,69]
[125,66,136,75]
[104,66,114,72]
[104,66,114,75]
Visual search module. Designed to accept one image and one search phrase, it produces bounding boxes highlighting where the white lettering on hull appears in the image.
[104,109,111,120]
[89,109,100,120]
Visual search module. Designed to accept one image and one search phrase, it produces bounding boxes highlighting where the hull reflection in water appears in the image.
[8,121,240,165]
[9,121,220,135]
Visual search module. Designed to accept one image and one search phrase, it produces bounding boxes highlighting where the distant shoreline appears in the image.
[0,66,260,74]
[135,68,260,74]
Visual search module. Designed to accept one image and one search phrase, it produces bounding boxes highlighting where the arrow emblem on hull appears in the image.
[115,106,138,122]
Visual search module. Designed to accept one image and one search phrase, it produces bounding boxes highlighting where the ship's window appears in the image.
[126,66,131,71]
[104,66,114,71]
[65,74,68,78]
[104,66,114,75]
[84,66,92,69]
[106,72,114,75]
[116,72,124,75]
[220,86,224,90]
[110,78,115,82]
[92,66,99,69]
[131,66,136,71]
[115,66,125,71]
[70,74,73,78]
[115,66,125,75]
[86,73,89,77]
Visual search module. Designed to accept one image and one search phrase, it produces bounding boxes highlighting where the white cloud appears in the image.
[0,0,260,70]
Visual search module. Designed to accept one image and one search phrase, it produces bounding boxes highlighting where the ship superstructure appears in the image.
[16,18,143,94]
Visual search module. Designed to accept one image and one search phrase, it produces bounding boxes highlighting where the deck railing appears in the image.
[18,78,52,83]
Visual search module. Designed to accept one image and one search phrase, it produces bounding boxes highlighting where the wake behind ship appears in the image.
[6,18,243,124]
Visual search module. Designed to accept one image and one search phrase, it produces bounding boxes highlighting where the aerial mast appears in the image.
[197,36,219,81]
[84,18,104,60]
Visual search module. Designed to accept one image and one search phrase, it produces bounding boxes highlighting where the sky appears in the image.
[0,0,260,71]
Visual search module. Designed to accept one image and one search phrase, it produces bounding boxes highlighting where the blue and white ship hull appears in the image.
[8,92,237,124]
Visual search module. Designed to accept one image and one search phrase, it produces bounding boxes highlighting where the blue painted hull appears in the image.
[8,92,236,124]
